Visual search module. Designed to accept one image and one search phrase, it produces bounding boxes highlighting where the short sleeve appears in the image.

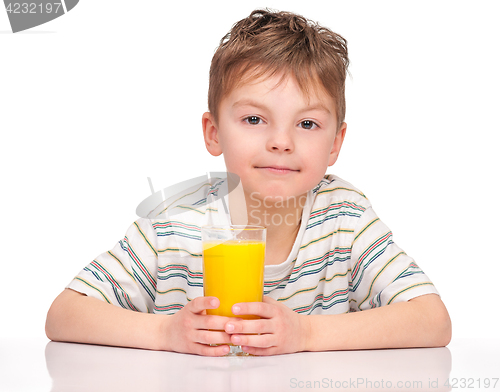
[66,218,158,313]
[349,207,439,311]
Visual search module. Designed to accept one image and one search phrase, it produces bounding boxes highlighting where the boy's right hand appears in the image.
[161,296,233,356]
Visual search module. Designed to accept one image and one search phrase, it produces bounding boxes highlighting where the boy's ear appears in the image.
[202,112,223,156]
[328,122,347,166]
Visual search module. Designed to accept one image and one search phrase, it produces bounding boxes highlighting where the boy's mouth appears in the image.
[255,166,300,174]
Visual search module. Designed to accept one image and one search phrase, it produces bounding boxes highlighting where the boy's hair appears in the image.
[208,9,349,130]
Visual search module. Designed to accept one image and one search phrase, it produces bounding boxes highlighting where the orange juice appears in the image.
[203,240,265,318]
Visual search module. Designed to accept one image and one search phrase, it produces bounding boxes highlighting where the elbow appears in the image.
[45,296,61,341]
[411,294,452,347]
[45,289,79,342]
[430,299,452,347]
[436,309,452,347]
[45,310,55,341]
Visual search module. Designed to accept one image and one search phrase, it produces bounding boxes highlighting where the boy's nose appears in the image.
[266,127,295,153]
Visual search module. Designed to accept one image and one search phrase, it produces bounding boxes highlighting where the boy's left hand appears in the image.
[224,296,310,356]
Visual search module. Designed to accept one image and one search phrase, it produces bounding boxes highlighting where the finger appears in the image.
[193,343,231,357]
[240,345,277,356]
[193,329,233,345]
[232,301,274,319]
[230,332,274,348]
[225,318,271,335]
[193,314,239,332]
[187,296,220,314]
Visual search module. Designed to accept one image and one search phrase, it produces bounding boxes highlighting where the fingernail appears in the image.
[210,298,218,307]
[226,323,234,332]
[232,336,241,344]
[222,345,230,354]
[232,305,240,314]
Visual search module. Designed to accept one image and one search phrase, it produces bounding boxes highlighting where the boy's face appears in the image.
[202,73,346,204]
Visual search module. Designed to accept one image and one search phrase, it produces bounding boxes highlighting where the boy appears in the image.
[46,9,451,356]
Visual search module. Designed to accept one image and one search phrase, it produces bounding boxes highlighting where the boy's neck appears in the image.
[227,183,305,246]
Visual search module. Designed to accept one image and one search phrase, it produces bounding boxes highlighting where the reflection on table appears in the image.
[45,341,451,392]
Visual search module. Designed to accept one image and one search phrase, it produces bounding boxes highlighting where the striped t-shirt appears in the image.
[67,174,438,315]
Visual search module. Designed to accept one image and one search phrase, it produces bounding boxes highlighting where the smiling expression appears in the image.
[202,72,347,205]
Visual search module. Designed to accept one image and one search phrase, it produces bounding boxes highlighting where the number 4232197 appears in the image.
[6,2,62,14]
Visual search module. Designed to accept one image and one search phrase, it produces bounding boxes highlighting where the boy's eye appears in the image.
[299,120,318,130]
[244,116,262,125]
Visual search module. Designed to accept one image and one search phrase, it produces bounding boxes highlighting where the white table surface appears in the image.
[0,337,498,391]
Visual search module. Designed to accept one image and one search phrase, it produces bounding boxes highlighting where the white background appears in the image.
[1,0,499,341]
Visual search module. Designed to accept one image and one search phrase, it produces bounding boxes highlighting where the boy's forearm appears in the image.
[45,289,170,351]
[305,294,451,351]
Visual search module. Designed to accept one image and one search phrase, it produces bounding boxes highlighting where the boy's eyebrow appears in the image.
[232,99,268,111]
[232,99,332,115]
[298,103,332,115]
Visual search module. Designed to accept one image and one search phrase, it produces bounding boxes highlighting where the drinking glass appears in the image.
[201,225,266,356]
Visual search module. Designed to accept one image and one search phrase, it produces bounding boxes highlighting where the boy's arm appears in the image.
[45,288,233,356]
[306,293,451,351]
[224,293,451,355]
